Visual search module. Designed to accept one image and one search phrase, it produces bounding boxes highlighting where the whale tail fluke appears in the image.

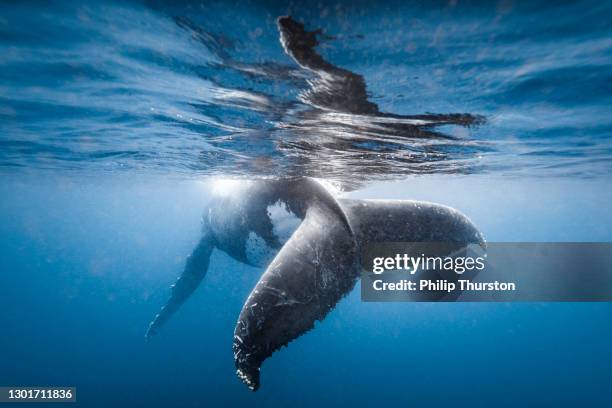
[146,230,215,340]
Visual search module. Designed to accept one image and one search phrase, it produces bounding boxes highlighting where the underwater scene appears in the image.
[1,0,611,406]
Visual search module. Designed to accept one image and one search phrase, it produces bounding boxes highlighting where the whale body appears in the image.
[146,178,484,391]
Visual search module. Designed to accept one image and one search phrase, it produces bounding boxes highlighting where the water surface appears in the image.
[1,0,611,184]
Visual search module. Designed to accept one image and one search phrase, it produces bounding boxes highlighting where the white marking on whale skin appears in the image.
[266,200,301,245]
[245,232,276,267]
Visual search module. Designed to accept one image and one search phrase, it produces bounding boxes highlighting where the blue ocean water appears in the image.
[0,0,611,406]
[2,0,612,180]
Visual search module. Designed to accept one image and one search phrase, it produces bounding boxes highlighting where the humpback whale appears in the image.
[146,178,484,391]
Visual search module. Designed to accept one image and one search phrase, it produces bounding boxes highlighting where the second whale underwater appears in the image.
[146,178,484,390]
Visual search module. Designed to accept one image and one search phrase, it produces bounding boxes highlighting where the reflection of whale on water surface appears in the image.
[173,15,486,187]
[146,178,484,391]
[276,16,483,128]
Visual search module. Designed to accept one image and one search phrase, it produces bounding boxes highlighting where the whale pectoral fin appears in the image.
[146,231,215,340]
[233,206,356,391]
